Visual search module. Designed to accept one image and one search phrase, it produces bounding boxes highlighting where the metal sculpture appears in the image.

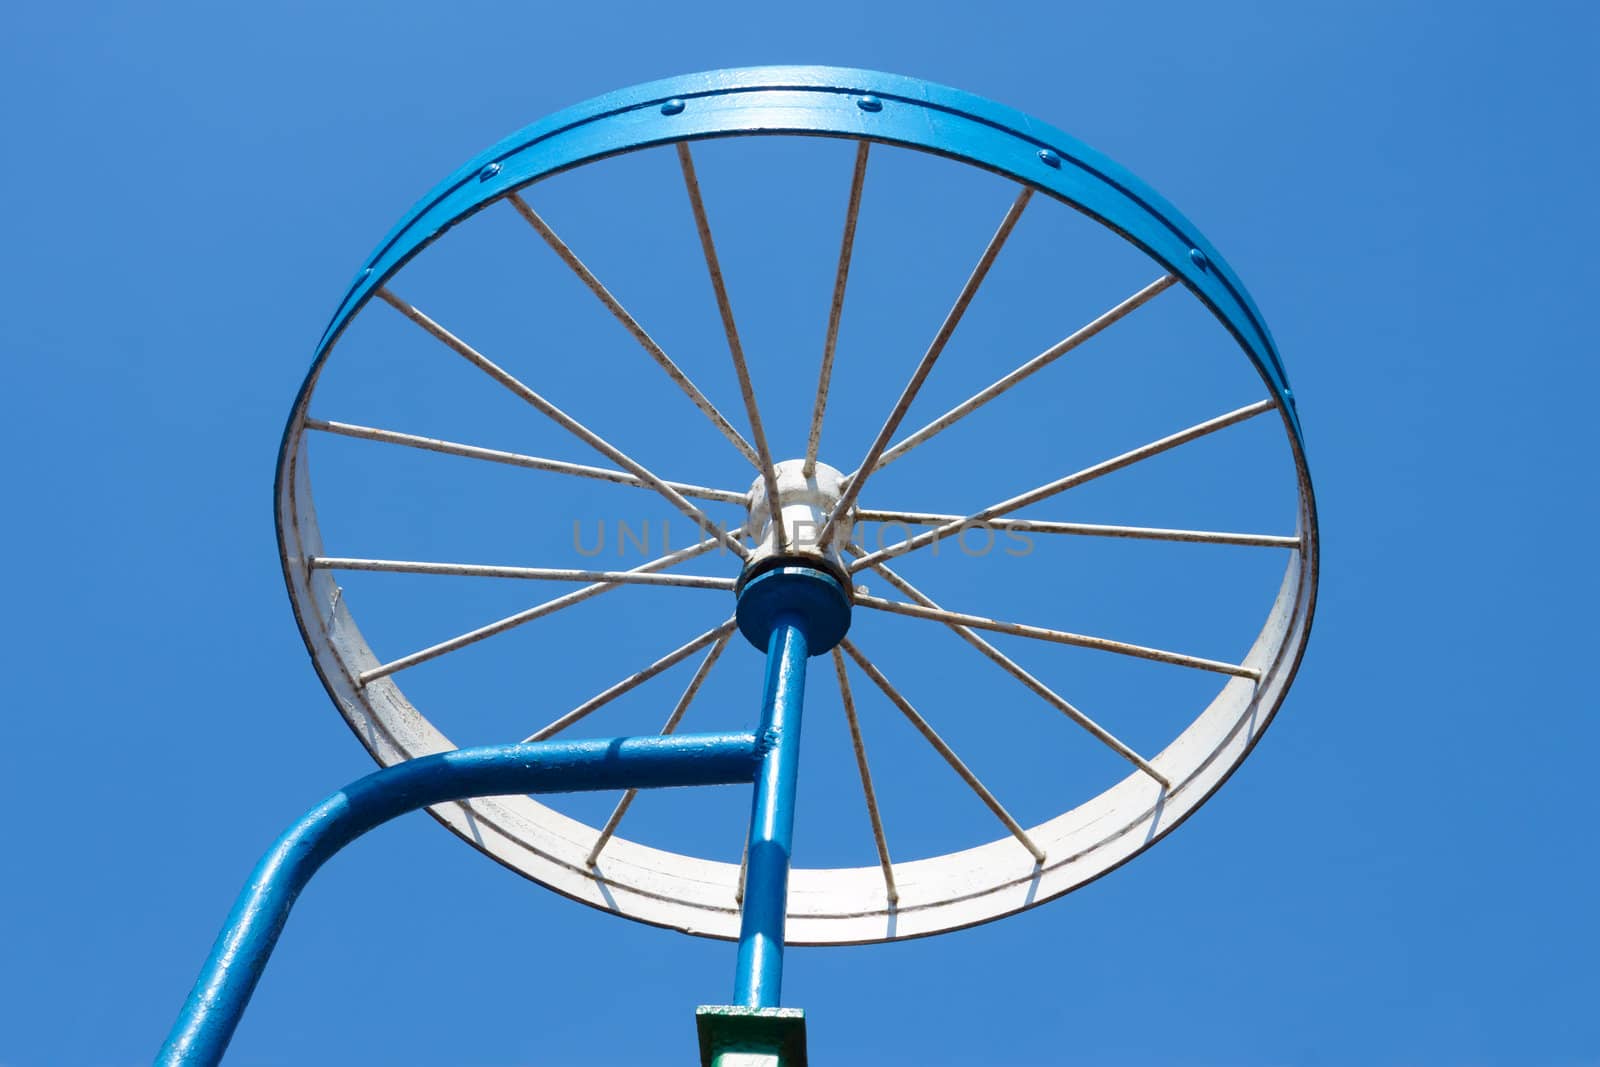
[160,65,1318,1066]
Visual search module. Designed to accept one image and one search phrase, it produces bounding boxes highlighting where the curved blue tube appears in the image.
[157,733,761,1066]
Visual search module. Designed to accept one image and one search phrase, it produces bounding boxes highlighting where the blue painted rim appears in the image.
[284,65,1305,459]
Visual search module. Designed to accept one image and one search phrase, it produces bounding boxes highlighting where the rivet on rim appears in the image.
[477,162,501,182]
[661,98,686,115]
[1038,148,1062,168]
[857,95,883,112]
[1189,247,1210,270]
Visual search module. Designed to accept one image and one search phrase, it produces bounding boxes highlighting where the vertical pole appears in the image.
[733,615,810,1008]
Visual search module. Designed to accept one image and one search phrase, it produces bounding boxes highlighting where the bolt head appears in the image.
[477,162,501,182]
[857,95,883,112]
[661,98,686,115]
[1038,148,1062,168]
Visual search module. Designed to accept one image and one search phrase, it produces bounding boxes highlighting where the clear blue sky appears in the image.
[4,3,1596,1065]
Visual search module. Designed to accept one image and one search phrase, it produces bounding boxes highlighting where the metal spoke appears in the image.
[587,631,733,866]
[377,288,748,559]
[358,531,739,685]
[850,398,1277,571]
[676,142,787,550]
[839,637,1046,864]
[504,192,761,468]
[868,274,1178,474]
[831,647,898,903]
[307,418,747,503]
[311,557,735,590]
[817,187,1034,545]
[855,593,1255,680]
[850,546,1172,787]
[523,619,738,743]
[805,141,871,478]
[853,508,1300,548]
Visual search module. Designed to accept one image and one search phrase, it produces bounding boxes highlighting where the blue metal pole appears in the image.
[157,732,761,1067]
[733,616,810,1008]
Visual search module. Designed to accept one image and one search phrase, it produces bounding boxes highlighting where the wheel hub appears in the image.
[735,459,855,654]
[742,459,853,578]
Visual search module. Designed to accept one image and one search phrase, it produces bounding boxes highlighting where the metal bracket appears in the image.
[697,1005,808,1067]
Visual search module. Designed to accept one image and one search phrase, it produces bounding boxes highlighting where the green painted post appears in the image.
[695,1006,807,1067]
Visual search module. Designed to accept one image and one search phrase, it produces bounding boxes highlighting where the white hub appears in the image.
[745,459,853,576]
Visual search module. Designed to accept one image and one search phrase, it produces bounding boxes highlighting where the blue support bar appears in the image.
[733,617,810,1007]
[158,732,762,1067]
